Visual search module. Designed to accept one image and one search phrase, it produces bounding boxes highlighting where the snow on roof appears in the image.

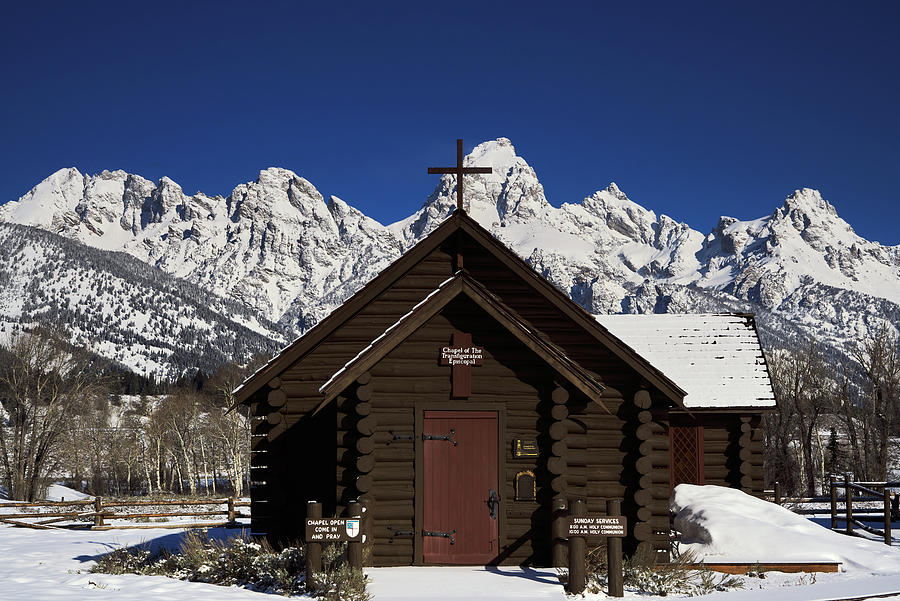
[594,313,776,409]
[318,274,458,394]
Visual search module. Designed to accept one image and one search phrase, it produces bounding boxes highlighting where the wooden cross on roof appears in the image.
[427,139,492,213]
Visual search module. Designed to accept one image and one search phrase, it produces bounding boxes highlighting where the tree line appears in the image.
[765,323,900,495]
[0,327,267,502]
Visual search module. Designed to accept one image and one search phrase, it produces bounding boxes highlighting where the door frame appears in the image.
[414,401,507,565]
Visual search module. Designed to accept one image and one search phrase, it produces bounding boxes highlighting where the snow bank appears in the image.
[672,484,900,573]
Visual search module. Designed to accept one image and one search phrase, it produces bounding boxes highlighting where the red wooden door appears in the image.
[423,411,499,564]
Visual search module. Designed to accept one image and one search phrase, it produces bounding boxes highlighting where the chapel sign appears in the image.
[305,517,362,542]
[440,345,484,366]
[566,515,627,538]
[439,332,482,398]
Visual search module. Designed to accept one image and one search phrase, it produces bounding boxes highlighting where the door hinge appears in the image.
[422,529,456,544]
[422,428,457,446]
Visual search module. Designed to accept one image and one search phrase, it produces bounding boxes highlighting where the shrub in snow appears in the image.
[91,531,368,600]
[576,544,743,596]
[308,542,369,601]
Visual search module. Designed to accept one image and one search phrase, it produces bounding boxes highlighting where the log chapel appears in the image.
[231,204,776,566]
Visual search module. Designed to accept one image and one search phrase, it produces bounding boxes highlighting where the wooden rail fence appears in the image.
[829,477,899,546]
[0,497,250,530]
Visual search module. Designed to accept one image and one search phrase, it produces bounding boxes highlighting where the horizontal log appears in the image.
[549,421,567,441]
[356,384,373,402]
[550,476,566,493]
[738,447,752,462]
[357,415,378,436]
[372,466,415,481]
[547,457,566,475]
[633,389,652,409]
[648,515,670,530]
[371,505,414,520]
[266,411,283,425]
[267,388,286,407]
[637,507,652,522]
[551,405,569,421]
[357,455,375,473]
[357,437,376,455]
[373,447,415,462]
[551,441,567,457]
[506,416,540,430]
[633,522,652,541]
[739,461,752,476]
[636,457,652,475]
[373,487,415,502]
[634,489,652,507]
[552,387,569,404]
[637,410,652,424]
[585,484,626,498]
[702,429,731,442]
[636,424,654,441]
[355,402,372,416]
[356,475,373,493]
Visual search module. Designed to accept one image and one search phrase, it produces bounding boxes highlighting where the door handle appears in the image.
[487,488,499,520]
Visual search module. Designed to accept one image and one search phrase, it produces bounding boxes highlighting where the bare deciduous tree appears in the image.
[0,329,105,501]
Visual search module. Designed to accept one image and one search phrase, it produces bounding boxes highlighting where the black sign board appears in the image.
[305,518,362,542]
[512,438,539,458]
[567,516,627,538]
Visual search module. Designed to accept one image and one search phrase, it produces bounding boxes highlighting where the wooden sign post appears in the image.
[566,499,627,597]
[606,499,624,597]
[306,501,322,582]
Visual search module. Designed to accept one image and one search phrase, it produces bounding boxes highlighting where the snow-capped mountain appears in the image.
[2,138,898,376]
[0,223,287,378]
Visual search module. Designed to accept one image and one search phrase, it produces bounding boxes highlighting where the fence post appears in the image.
[347,500,363,569]
[845,474,853,535]
[774,481,781,505]
[93,497,104,528]
[606,499,624,598]
[567,499,585,595]
[551,496,568,567]
[306,501,322,584]
[227,497,236,522]
[885,488,892,546]
[830,477,837,530]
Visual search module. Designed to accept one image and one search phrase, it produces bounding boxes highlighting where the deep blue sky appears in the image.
[2,2,898,243]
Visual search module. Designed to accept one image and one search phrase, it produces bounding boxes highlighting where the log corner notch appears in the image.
[738,416,760,492]
[631,388,665,557]
[337,373,377,509]
[265,377,287,442]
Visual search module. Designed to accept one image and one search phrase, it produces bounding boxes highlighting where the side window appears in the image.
[670,425,704,488]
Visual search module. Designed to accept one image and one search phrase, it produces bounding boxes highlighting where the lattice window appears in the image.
[670,425,704,488]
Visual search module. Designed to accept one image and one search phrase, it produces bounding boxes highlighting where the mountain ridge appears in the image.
[2,138,898,377]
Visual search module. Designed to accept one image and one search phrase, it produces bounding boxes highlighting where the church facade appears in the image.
[232,210,776,566]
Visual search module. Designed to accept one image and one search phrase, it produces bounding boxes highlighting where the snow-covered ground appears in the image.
[3,484,900,600]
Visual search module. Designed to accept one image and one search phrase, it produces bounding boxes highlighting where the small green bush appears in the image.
[90,531,366,599]
[576,545,744,597]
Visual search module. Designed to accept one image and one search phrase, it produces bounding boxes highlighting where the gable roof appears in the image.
[594,313,777,410]
[315,271,610,413]
[233,210,687,407]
